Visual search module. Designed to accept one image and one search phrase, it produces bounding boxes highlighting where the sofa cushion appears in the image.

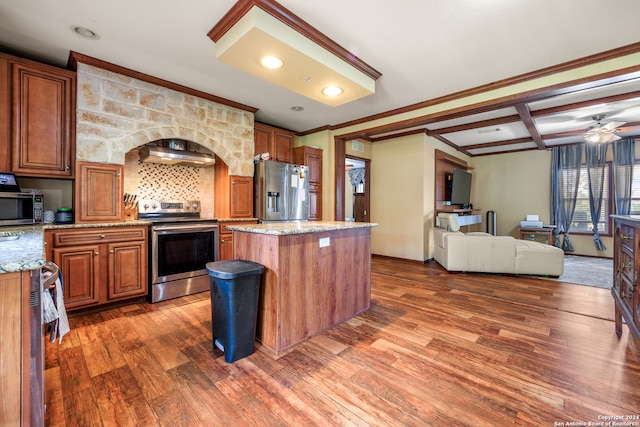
[515,240,564,276]
[434,228,464,249]
[465,235,517,273]
[436,212,460,231]
[437,232,517,273]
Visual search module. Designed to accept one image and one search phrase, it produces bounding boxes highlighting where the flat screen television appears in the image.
[450,169,472,205]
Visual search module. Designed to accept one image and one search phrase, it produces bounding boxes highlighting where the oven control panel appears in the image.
[138,199,201,215]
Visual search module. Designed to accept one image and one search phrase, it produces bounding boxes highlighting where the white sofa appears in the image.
[434,214,564,277]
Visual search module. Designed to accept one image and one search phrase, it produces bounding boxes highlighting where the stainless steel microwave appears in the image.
[0,192,44,226]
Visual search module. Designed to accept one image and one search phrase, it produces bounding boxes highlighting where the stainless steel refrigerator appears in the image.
[254,160,310,222]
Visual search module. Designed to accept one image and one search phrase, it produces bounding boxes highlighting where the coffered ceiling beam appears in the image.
[515,103,545,149]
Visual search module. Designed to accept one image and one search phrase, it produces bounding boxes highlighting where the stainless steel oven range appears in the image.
[138,199,218,303]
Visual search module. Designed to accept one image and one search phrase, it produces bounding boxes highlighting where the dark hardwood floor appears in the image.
[44,256,640,426]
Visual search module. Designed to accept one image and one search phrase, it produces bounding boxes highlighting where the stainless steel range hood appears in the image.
[139,145,215,167]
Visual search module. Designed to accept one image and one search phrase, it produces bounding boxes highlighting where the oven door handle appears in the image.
[154,225,218,234]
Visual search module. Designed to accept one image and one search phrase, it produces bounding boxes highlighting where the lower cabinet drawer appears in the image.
[52,227,146,247]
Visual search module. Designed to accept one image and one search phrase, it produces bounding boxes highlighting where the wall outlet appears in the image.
[319,237,330,248]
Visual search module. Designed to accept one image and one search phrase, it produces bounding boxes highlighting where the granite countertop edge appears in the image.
[42,220,152,229]
[226,221,378,235]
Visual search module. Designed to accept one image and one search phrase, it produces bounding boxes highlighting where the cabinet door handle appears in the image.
[221,239,225,243]
[94,251,99,255]
[109,249,114,253]
[100,234,106,238]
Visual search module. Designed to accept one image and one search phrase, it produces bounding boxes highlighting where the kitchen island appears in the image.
[227,221,377,355]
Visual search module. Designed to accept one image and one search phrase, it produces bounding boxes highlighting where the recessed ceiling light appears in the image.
[260,56,284,69]
[322,86,343,97]
[70,26,100,40]
[291,106,304,112]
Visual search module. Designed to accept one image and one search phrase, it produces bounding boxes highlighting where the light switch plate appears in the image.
[319,237,330,248]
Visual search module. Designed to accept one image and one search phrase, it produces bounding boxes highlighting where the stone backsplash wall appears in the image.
[75,63,255,176]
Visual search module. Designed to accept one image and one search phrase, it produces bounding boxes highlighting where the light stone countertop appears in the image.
[41,220,151,230]
[226,221,378,236]
[0,226,46,273]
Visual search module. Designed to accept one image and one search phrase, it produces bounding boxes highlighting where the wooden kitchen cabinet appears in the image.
[218,220,258,261]
[219,226,233,261]
[75,161,124,223]
[10,57,75,178]
[218,222,235,261]
[294,146,322,185]
[230,176,253,217]
[0,57,10,172]
[0,269,43,426]
[108,240,147,299]
[294,146,323,221]
[50,245,100,309]
[45,226,148,311]
[254,122,294,163]
[214,155,254,219]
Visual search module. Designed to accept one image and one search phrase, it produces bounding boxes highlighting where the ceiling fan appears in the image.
[583,114,626,143]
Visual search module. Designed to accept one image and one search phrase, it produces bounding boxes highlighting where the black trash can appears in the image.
[206,260,264,363]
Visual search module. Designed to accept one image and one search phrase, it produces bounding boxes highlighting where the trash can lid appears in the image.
[206,260,265,279]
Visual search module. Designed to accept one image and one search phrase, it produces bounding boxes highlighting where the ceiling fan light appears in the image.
[583,114,626,143]
[586,133,602,143]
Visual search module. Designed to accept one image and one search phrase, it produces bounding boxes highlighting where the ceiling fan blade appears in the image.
[600,121,626,131]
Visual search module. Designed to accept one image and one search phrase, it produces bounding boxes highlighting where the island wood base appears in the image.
[233,227,372,355]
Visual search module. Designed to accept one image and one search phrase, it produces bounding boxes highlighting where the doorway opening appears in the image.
[345,156,370,222]
[334,137,371,222]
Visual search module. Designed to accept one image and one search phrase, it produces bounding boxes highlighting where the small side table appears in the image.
[519,227,554,245]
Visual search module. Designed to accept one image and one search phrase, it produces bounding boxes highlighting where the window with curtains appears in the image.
[568,163,611,235]
[630,163,640,213]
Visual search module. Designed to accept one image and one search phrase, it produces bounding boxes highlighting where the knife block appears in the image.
[124,207,138,221]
